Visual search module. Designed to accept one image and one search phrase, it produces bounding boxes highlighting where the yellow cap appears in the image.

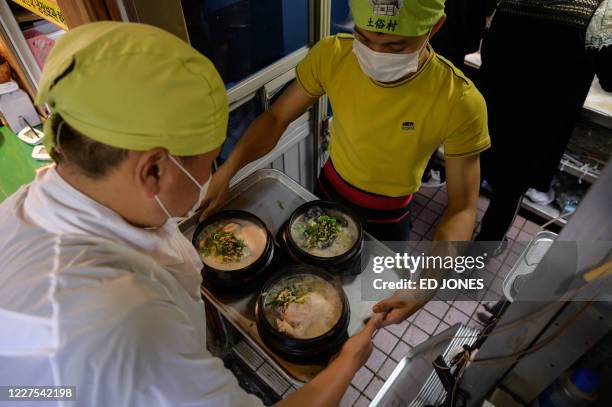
[350,0,445,37]
[37,22,228,156]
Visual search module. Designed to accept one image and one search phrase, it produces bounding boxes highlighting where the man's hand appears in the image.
[276,314,381,407]
[372,291,426,327]
[200,166,232,219]
[333,313,381,370]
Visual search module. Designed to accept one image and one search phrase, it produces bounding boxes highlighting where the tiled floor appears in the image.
[341,185,546,406]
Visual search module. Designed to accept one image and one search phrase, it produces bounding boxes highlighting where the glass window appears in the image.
[217,96,262,164]
[181,0,309,88]
[331,0,353,35]
[329,0,352,117]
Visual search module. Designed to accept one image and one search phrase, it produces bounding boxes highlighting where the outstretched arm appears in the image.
[201,82,318,217]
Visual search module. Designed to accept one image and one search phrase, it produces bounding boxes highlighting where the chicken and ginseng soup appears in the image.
[263,274,343,339]
[289,206,359,258]
[198,219,267,271]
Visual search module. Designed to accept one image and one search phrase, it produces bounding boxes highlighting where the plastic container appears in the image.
[538,368,600,407]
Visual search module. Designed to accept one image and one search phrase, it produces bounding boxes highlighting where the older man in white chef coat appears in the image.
[0,22,379,407]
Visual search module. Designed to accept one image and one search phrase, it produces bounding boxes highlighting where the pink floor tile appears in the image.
[418,187,438,198]
[424,300,450,319]
[514,216,527,228]
[497,263,512,279]
[351,367,374,391]
[443,307,470,326]
[386,319,410,338]
[390,340,411,362]
[477,197,490,210]
[410,231,423,241]
[452,297,479,317]
[340,386,360,407]
[366,347,387,372]
[523,220,541,235]
[419,208,439,225]
[476,209,486,222]
[434,321,451,335]
[427,200,446,214]
[364,376,385,400]
[411,202,425,217]
[413,310,441,335]
[433,191,448,205]
[504,251,520,267]
[413,194,430,206]
[491,277,504,295]
[507,226,520,240]
[412,218,431,235]
[402,324,430,347]
[374,328,400,354]
[354,395,371,407]
[517,231,533,242]
[378,357,399,380]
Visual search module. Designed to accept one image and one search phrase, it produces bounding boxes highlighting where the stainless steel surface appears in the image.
[370,324,480,407]
[503,231,557,302]
[180,169,396,384]
[461,159,612,406]
[226,47,309,105]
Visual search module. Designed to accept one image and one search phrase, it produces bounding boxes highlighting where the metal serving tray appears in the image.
[180,169,396,384]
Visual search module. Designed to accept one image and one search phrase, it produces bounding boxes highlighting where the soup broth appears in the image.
[290,207,358,258]
[198,219,266,271]
[264,274,342,339]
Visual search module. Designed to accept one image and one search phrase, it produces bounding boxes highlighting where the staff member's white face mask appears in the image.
[155,154,211,221]
[352,32,430,83]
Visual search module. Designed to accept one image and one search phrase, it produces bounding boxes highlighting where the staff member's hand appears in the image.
[334,312,381,367]
[200,165,232,219]
[278,313,381,407]
[373,290,426,327]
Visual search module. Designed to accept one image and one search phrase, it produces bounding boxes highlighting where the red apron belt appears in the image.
[322,160,412,210]
[319,160,412,223]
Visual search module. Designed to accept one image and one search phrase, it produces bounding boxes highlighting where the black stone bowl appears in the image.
[192,210,274,291]
[255,265,350,365]
[279,200,364,275]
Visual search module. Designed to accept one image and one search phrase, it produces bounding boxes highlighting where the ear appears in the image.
[430,14,447,38]
[134,148,168,198]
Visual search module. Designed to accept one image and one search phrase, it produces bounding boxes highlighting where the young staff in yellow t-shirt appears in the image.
[202,0,491,326]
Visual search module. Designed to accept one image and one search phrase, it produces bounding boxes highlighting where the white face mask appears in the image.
[352,34,429,83]
[155,154,211,221]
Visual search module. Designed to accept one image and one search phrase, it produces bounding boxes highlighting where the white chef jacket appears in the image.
[0,167,263,407]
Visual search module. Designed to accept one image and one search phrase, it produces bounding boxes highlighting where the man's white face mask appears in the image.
[352,32,430,83]
[155,154,211,221]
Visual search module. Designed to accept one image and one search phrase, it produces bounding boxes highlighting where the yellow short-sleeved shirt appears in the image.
[296,34,491,197]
